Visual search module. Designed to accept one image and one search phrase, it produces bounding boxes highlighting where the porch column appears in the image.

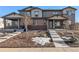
[47,20,49,30]
[53,20,55,29]
[4,18,6,29]
[18,18,20,29]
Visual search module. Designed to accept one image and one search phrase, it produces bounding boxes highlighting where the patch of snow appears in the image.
[62,36,71,39]
[32,37,50,46]
[62,36,72,41]
[16,29,24,32]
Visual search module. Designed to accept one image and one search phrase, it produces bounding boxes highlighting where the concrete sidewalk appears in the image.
[0,48,79,52]
[49,29,69,47]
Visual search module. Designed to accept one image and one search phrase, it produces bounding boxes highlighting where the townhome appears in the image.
[2,6,77,31]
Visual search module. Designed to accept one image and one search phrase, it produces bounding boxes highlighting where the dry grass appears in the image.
[0,31,54,48]
[57,30,79,47]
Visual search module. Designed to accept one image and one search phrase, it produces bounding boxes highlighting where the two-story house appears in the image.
[2,6,77,31]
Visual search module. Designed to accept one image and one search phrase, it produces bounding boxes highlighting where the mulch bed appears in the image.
[0,31,55,48]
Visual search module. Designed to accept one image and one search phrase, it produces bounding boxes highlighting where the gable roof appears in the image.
[18,6,42,12]
[2,12,24,19]
[18,6,77,12]
[63,6,77,10]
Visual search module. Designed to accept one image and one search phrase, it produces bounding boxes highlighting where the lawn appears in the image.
[0,31,55,48]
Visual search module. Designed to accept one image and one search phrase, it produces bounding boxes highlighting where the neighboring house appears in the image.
[2,6,77,30]
[0,18,4,29]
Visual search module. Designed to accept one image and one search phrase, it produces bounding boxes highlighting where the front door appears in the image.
[49,20,53,29]
[48,20,62,29]
[55,21,61,28]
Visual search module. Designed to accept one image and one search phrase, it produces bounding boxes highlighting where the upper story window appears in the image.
[66,11,69,15]
[52,12,61,15]
[66,10,74,16]
[55,12,58,14]
[20,12,25,15]
[71,10,75,14]
[34,11,39,17]
[52,12,56,15]
[20,12,30,16]
[26,12,30,16]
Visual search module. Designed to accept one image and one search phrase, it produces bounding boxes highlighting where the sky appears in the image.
[0,6,79,22]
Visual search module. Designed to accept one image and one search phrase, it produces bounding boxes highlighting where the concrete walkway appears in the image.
[48,29,69,47]
[0,32,21,43]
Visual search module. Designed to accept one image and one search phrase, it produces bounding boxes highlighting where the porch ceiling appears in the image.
[48,15,67,20]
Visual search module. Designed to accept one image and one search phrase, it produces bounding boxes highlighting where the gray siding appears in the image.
[43,11,62,17]
[31,9,42,17]
[32,19,47,25]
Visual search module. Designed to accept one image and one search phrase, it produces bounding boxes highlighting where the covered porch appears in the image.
[47,15,67,29]
[2,12,25,29]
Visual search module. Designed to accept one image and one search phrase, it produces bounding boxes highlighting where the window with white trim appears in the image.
[34,11,39,17]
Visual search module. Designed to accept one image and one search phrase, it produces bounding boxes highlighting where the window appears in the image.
[20,12,25,15]
[71,10,75,14]
[52,12,61,15]
[7,23,10,26]
[6,20,12,27]
[34,11,39,17]
[34,11,39,15]
[66,10,74,16]
[20,12,30,16]
[26,12,30,16]
[52,12,56,15]
[55,21,60,26]
[33,20,35,25]
[66,11,69,15]
[33,20,38,25]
